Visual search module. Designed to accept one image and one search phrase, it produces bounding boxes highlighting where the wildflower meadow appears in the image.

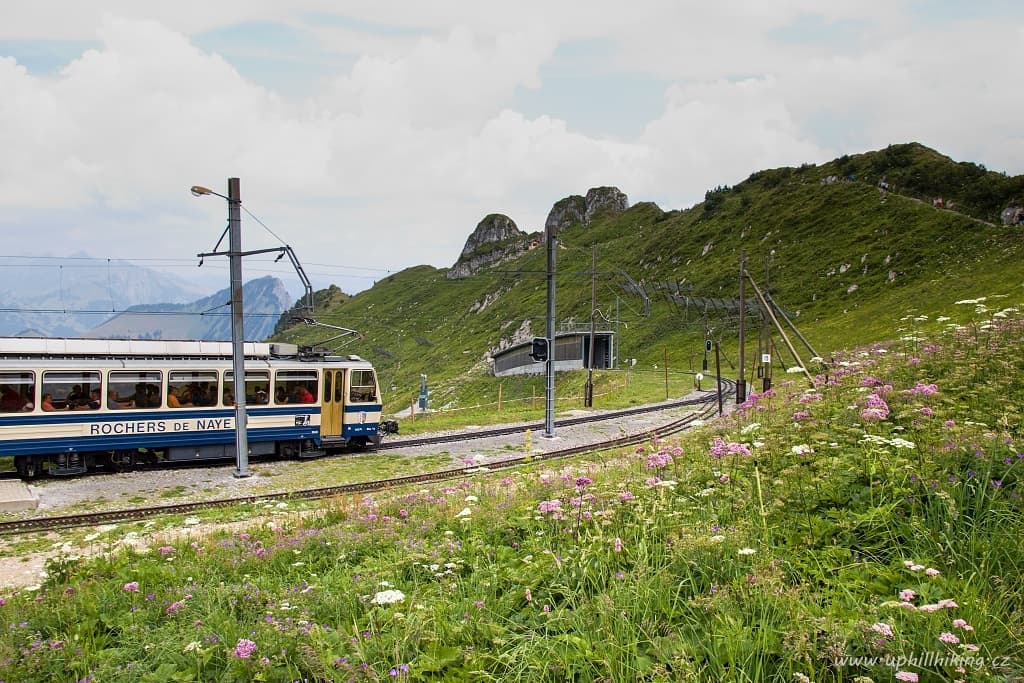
[1,299,1022,682]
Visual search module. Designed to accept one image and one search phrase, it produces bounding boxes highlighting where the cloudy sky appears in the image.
[2,1,1022,296]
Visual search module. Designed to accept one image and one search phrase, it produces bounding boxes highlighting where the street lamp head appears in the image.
[190,185,213,197]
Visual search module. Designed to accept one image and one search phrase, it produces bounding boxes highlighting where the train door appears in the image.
[321,369,343,438]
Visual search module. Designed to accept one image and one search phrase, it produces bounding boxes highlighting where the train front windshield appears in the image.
[349,370,377,403]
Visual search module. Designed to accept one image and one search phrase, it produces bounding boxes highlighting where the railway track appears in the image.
[0,388,729,536]
[378,387,728,449]
[0,387,728,482]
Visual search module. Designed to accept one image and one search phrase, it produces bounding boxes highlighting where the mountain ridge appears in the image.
[86,275,292,341]
[269,142,1024,412]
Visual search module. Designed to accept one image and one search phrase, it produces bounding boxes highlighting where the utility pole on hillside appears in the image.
[762,250,774,392]
[584,244,597,407]
[737,249,747,404]
[544,224,556,437]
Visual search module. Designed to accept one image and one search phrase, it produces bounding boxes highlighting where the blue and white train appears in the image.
[0,337,384,478]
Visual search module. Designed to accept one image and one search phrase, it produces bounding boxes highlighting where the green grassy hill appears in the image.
[273,143,1024,414]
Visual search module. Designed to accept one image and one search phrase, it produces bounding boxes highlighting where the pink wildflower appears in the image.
[525,589,532,603]
[925,567,940,577]
[860,393,890,421]
[536,499,562,514]
[123,581,139,593]
[952,619,974,631]
[613,537,623,553]
[939,632,960,645]
[870,622,894,638]
[899,589,916,601]
[646,451,673,470]
[233,638,257,659]
[909,382,938,395]
[895,673,919,682]
[710,437,752,457]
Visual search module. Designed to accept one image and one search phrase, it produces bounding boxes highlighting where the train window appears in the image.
[41,371,101,411]
[275,370,319,405]
[0,371,35,413]
[349,369,378,403]
[108,371,162,410]
[223,371,270,407]
[323,372,332,403]
[168,370,219,408]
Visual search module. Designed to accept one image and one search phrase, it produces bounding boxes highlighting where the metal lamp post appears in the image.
[191,178,250,478]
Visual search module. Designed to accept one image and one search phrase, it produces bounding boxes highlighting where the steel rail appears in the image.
[0,391,727,535]
[379,387,728,449]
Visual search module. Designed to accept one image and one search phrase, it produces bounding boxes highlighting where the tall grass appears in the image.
[1,300,1021,682]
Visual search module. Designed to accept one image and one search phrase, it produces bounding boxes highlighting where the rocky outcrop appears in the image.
[448,187,630,279]
[585,186,629,223]
[447,214,536,279]
[1001,205,1024,226]
[544,186,629,236]
[544,195,587,237]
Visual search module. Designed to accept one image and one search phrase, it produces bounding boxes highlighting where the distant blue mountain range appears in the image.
[0,259,291,341]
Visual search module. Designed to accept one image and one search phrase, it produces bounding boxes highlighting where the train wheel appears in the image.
[16,456,40,479]
[108,450,135,472]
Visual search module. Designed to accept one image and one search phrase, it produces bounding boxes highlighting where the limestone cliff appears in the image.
[447,187,629,279]
[544,186,629,236]
[447,214,538,279]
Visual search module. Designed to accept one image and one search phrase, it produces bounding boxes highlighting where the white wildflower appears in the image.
[370,589,406,605]
[738,548,757,556]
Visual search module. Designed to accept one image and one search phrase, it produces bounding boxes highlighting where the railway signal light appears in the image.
[530,337,548,362]
[705,339,713,352]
